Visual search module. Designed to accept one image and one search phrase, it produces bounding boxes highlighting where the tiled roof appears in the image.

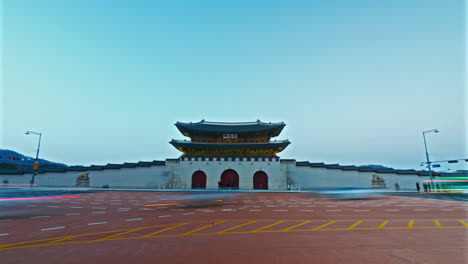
[175,120,286,136]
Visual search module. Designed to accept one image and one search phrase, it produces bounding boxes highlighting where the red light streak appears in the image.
[0,196,80,201]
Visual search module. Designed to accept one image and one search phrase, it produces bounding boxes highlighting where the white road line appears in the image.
[221,209,235,211]
[0,233,9,236]
[66,213,80,216]
[46,206,59,208]
[183,213,195,215]
[125,218,143,221]
[31,216,50,219]
[273,210,288,211]
[92,211,106,214]
[118,208,131,210]
[440,209,454,211]
[92,207,107,209]
[88,222,108,225]
[0,219,13,221]
[203,210,215,213]
[41,226,65,231]
[159,215,171,218]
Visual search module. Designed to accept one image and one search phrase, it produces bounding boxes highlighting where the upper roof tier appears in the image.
[175,120,286,137]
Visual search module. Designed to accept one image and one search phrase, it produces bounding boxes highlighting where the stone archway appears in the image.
[220,169,239,189]
[191,170,207,189]
[253,171,268,190]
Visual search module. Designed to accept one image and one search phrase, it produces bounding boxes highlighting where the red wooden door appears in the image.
[220,169,239,188]
[253,171,268,190]
[192,170,207,189]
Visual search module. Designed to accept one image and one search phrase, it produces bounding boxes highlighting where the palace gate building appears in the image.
[0,120,446,191]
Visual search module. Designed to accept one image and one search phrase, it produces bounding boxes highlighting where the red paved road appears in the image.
[0,191,467,263]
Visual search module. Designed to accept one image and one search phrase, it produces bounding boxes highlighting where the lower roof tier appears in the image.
[170,140,290,157]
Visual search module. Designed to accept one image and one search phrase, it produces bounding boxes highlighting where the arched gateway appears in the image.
[170,120,291,190]
[191,170,207,189]
[220,169,239,189]
[253,171,268,190]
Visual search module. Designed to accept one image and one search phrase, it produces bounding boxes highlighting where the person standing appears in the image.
[416,182,420,192]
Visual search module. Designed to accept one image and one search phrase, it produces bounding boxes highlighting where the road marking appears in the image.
[0,233,9,236]
[118,208,131,210]
[282,221,312,231]
[92,207,107,210]
[65,213,80,216]
[159,215,171,218]
[434,220,442,228]
[183,213,195,215]
[347,220,363,229]
[312,221,337,230]
[41,226,65,231]
[46,206,59,208]
[217,221,256,233]
[377,220,389,229]
[440,209,454,211]
[125,218,143,221]
[71,207,83,209]
[88,222,108,225]
[184,221,225,235]
[92,211,106,214]
[144,223,188,237]
[253,221,285,232]
[273,210,288,212]
[31,216,50,219]
[408,220,415,228]
[0,219,12,222]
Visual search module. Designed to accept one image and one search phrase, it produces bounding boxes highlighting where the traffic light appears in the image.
[34,170,38,175]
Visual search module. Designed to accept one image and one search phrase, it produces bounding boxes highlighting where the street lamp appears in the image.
[423,129,439,187]
[25,131,42,187]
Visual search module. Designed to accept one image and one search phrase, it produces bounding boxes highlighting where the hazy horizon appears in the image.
[2,1,467,171]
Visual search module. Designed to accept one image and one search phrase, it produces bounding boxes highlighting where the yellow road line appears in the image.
[377,220,389,229]
[143,223,188,237]
[2,219,468,251]
[216,221,256,234]
[346,220,363,230]
[312,221,336,231]
[252,221,285,232]
[183,221,225,235]
[282,221,312,231]
[458,220,468,227]
[97,227,146,240]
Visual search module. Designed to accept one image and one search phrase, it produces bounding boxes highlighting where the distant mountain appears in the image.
[0,149,68,169]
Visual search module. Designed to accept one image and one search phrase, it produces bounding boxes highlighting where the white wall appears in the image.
[0,162,430,191]
[170,158,287,190]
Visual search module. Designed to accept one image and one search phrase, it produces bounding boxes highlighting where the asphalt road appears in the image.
[0,190,467,264]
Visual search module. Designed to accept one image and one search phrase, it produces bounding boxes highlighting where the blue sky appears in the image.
[2,0,466,171]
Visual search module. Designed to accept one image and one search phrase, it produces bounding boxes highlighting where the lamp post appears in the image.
[423,129,439,188]
[25,131,42,187]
